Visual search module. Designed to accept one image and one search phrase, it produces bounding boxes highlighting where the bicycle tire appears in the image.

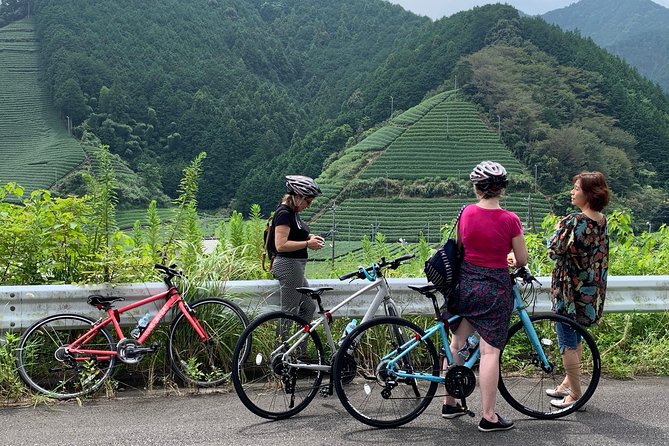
[231,311,325,420]
[16,313,116,399]
[498,313,601,419]
[168,297,250,387]
[333,316,440,428]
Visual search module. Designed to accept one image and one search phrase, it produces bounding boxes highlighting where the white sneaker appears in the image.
[546,386,570,398]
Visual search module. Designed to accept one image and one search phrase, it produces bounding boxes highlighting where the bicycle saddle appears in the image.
[87,294,126,307]
[295,287,334,297]
[408,284,441,295]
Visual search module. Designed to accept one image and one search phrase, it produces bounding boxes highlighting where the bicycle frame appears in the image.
[278,275,398,373]
[67,285,208,359]
[384,282,551,382]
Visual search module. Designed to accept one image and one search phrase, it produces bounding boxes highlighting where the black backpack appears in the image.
[424,205,467,294]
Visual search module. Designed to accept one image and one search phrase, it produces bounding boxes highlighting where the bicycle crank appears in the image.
[444,365,476,398]
[116,338,158,364]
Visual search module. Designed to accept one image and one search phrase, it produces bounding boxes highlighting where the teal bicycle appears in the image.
[332,266,601,428]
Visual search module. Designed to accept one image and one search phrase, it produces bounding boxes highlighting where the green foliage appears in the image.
[163,152,206,262]
[0,332,26,402]
[0,183,92,284]
[0,149,210,285]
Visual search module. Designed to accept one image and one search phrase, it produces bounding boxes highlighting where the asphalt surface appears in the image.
[1,376,668,445]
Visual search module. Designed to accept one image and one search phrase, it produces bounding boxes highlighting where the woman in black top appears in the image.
[272,175,325,322]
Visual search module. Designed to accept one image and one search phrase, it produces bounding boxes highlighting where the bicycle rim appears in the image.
[231,311,324,420]
[169,298,249,387]
[16,314,116,399]
[499,314,601,419]
[333,316,439,428]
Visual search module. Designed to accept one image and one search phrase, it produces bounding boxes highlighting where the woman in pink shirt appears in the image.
[441,161,528,432]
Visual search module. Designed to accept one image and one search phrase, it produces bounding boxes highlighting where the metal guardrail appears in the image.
[2,276,669,331]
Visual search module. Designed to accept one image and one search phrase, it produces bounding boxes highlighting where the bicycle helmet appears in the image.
[285,175,322,197]
[469,161,508,187]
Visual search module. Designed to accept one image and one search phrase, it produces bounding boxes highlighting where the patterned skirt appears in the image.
[444,260,514,350]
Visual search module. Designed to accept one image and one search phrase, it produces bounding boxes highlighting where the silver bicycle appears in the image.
[230,253,415,419]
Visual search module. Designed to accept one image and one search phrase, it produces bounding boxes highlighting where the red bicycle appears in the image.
[16,264,250,399]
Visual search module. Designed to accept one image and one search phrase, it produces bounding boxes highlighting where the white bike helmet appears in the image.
[285,175,322,197]
[469,161,508,186]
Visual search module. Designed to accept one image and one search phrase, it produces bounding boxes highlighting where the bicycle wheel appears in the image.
[333,316,440,428]
[231,311,325,420]
[169,297,249,387]
[499,314,601,419]
[16,314,116,399]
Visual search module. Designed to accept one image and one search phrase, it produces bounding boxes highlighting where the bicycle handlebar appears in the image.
[154,263,183,278]
[510,266,538,284]
[338,253,416,281]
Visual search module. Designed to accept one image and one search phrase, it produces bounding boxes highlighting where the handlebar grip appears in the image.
[339,270,361,281]
[396,253,416,262]
[155,263,180,276]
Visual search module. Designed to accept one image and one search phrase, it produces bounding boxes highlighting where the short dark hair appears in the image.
[573,171,610,212]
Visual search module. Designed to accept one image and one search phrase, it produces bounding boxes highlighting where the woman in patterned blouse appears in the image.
[546,171,610,408]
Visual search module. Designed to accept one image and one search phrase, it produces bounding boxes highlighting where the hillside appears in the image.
[2,2,669,227]
[0,18,85,192]
[302,91,550,242]
[542,0,669,92]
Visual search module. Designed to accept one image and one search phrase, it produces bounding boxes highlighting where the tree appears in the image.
[54,79,86,125]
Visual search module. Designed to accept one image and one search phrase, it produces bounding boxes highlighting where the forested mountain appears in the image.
[2,0,669,226]
[542,0,669,92]
[26,0,427,210]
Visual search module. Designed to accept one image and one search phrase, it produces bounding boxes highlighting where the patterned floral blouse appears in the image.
[547,212,609,327]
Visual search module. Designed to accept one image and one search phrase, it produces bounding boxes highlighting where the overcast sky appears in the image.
[387,0,669,19]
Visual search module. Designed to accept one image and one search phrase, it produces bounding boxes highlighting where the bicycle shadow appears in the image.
[236,396,669,446]
[335,405,669,446]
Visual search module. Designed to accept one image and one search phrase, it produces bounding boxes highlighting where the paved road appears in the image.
[1,376,668,446]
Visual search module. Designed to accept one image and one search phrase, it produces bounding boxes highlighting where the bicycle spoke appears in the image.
[169,298,249,387]
[499,314,600,419]
[16,314,115,399]
[232,312,324,420]
[333,316,439,428]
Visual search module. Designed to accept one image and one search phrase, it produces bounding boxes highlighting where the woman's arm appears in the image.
[275,225,323,252]
[510,234,528,267]
[548,215,575,258]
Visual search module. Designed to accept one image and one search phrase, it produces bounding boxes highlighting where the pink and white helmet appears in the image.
[469,161,508,185]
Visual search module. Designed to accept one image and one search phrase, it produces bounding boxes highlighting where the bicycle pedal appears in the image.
[319,384,333,397]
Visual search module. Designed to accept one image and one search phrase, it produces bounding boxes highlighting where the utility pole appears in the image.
[390,96,394,119]
[497,115,501,137]
[534,164,538,193]
[329,202,338,268]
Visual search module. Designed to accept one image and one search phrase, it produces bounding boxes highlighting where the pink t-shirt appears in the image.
[459,205,523,269]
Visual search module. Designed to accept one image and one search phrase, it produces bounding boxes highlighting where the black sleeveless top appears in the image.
[274,204,309,259]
